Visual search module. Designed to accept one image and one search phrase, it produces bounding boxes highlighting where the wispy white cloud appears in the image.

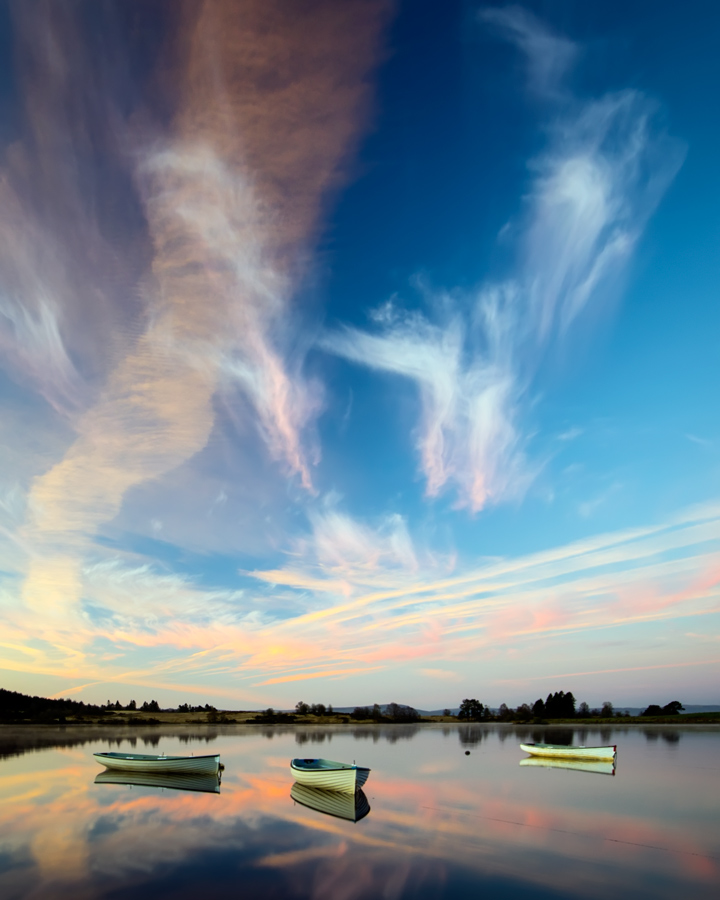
[323,293,530,511]
[322,12,683,512]
[264,501,422,599]
[479,5,578,100]
[686,433,712,448]
[419,667,462,682]
[141,142,321,490]
[578,481,623,519]
[0,294,85,416]
[303,504,418,577]
[524,91,683,338]
[558,427,583,441]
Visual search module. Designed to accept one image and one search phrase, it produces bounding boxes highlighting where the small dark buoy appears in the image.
[465,750,470,756]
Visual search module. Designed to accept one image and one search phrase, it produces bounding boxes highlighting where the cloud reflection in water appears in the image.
[0,725,717,899]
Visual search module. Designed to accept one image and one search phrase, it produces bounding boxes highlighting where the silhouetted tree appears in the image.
[387,702,419,722]
[641,701,684,717]
[532,699,545,717]
[295,701,310,715]
[310,703,326,716]
[498,703,512,721]
[544,691,576,718]
[577,701,590,717]
[126,700,136,710]
[458,699,485,721]
[601,702,614,718]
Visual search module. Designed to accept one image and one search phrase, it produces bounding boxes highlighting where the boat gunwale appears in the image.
[94,752,220,762]
[521,743,617,752]
[290,758,370,774]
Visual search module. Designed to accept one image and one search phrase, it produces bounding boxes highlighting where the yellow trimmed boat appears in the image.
[93,751,220,775]
[290,758,370,793]
[520,742,616,762]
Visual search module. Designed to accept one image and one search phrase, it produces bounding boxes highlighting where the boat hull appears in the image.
[290,758,370,793]
[94,771,221,793]
[519,757,615,776]
[290,783,371,822]
[520,743,616,762]
[93,752,220,775]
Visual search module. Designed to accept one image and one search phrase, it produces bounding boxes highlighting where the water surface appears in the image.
[0,724,718,899]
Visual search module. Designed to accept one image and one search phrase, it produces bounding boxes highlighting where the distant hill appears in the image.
[325,703,720,717]
[327,703,444,716]
[615,705,720,716]
[329,704,461,716]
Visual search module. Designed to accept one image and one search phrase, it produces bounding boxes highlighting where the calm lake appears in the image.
[0,723,718,899]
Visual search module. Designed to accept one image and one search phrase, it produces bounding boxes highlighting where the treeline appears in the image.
[295,702,334,717]
[0,688,108,723]
[0,690,224,724]
[457,691,584,722]
[457,692,686,721]
[102,700,158,712]
[350,703,420,723]
[1,686,688,726]
[102,700,218,713]
[295,701,420,723]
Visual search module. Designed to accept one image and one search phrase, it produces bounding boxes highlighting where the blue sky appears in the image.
[0,1,718,709]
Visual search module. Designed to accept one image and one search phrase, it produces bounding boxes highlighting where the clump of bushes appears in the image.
[641,701,684,717]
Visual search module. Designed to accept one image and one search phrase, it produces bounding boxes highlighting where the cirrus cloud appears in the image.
[322,10,683,512]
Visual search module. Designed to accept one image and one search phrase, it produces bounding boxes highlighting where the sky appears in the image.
[0,0,719,711]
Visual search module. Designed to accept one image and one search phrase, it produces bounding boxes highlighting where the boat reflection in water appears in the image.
[520,757,616,776]
[94,770,221,794]
[290,782,371,822]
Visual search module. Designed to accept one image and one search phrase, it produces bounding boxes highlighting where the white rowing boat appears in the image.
[519,757,616,776]
[290,758,370,793]
[94,770,221,793]
[290,783,371,822]
[93,751,221,775]
[520,742,616,762]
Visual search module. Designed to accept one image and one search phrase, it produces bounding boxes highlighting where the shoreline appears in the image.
[3,719,718,760]
[2,711,719,727]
